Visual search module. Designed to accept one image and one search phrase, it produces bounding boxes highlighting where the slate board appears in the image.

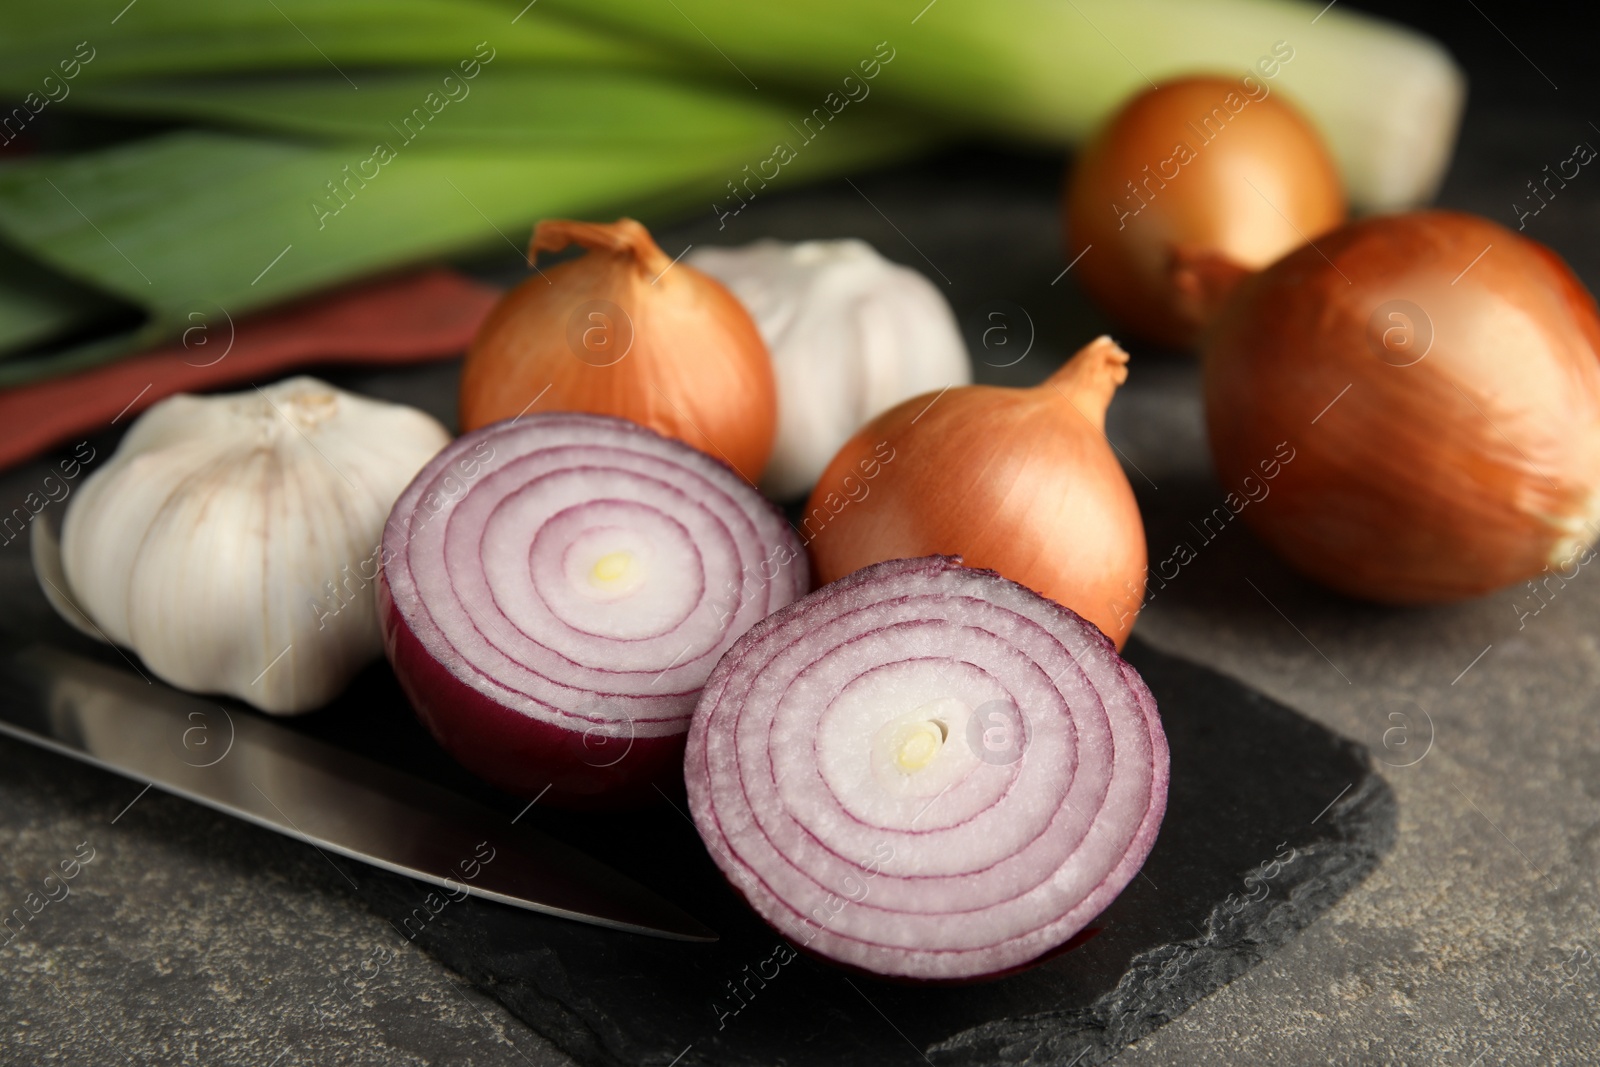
[284,635,1395,1067]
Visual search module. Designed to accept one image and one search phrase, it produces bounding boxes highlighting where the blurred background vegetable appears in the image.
[1066,75,1345,348]
[0,0,1462,385]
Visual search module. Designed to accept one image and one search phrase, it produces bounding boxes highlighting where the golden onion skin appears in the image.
[804,338,1147,648]
[460,218,777,483]
[1203,211,1600,603]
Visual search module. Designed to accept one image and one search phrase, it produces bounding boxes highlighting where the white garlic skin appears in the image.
[57,377,450,714]
[688,239,972,500]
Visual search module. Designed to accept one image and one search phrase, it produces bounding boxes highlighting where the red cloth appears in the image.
[0,269,500,469]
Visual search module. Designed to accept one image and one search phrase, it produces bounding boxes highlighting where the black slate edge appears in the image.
[344,638,1398,1067]
[0,588,1399,1067]
[927,769,1397,1066]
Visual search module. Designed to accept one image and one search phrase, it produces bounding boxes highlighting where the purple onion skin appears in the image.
[375,412,807,811]
[784,923,1107,989]
[377,567,687,810]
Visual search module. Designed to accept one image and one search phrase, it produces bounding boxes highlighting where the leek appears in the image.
[0,245,123,356]
[0,0,1464,385]
[535,0,1465,210]
[67,71,815,149]
[0,0,676,91]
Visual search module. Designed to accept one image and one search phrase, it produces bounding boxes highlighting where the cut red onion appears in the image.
[685,556,1168,981]
[378,412,808,807]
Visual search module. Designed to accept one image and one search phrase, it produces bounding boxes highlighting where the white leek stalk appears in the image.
[543,0,1466,210]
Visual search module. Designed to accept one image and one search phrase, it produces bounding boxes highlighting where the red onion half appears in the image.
[378,412,808,808]
[685,557,1168,981]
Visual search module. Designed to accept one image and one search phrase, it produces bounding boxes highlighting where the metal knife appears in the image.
[0,639,716,943]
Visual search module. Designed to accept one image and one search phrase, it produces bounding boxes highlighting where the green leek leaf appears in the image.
[68,70,802,149]
[0,108,937,384]
[0,0,675,94]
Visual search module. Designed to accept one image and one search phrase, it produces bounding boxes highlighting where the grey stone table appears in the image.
[5,88,1600,1067]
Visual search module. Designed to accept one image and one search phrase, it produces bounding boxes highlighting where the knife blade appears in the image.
[0,639,716,943]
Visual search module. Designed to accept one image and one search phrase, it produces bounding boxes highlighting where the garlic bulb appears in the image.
[51,377,450,714]
[687,239,972,500]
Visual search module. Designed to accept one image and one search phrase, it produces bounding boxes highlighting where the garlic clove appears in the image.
[52,376,450,714]
[688,239,972,501]
[29,510,100,640]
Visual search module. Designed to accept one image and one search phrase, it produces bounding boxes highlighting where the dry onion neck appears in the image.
[530,217,675,281]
